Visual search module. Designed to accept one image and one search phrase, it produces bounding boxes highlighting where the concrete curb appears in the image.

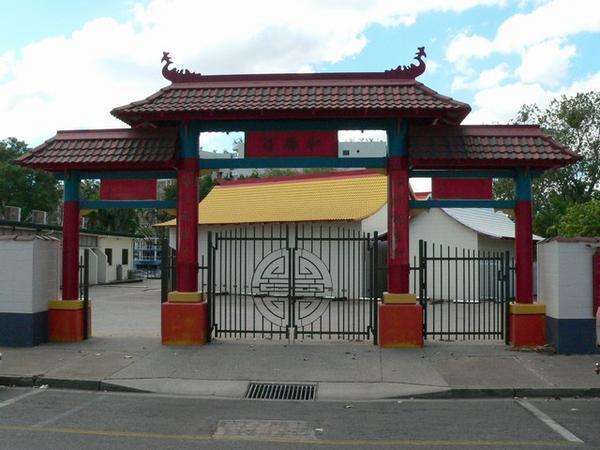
[2,376,600,399]
[408,387,600,399]
[0,376,148,393]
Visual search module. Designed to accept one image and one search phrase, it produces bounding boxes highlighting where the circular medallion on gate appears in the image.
[251,249,333,327]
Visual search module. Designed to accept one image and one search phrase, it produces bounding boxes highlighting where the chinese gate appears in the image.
[206,224,379,341]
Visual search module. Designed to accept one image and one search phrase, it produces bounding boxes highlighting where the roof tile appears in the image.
[408,124,580,168]
[112,80,471,125]
[17,128,179,171]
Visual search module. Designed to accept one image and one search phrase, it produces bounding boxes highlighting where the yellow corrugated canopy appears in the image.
[157,173,387,226]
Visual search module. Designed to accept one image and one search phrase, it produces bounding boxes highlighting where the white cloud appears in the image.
[0,0,504,146]
[452,63,510,90]
[495,0,600,52]
[465,69,600,124]
[465,82,550,123]
[445,33,494,71]
[516,39,576,86]
[446,0,600,87]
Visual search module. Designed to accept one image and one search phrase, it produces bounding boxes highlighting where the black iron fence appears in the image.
[417,240,513,341]
[207,224,379,342]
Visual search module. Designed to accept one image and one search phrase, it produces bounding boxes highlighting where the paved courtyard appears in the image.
[91,280,161,338]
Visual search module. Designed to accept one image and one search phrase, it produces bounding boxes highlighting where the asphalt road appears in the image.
[1,387,598,449]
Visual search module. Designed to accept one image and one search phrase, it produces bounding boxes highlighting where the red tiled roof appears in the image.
[16,128,178,171]
[111,77,471,126]
[408,124,581,169]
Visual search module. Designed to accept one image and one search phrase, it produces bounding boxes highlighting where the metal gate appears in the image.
[207,224,379,342]
[416,240,513,342]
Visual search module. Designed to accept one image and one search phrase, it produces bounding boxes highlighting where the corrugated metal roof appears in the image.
[441,208,542,240]
[159,172,387,226]
[158,174,539,242]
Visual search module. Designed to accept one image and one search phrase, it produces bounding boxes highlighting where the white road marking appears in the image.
[32,395,106,428]
[0,389,44,409]
[515,399,584,444]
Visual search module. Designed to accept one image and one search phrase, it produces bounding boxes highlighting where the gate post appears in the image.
[378,119,423,348]
[510,169,545,347]
[48,170,89,342]
[161,123,208,346]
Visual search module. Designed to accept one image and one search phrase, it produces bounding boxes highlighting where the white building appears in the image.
[0,219,137,285]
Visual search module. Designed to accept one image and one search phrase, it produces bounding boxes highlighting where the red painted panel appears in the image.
[100,179,157,200]
[246,131,338,158]
[176,158,199,292]
[388,157,410,293]
[48,309,85,342]
[161,302,208,345]
[593,251,600,316]
[510,313,545,347]
[515,200,533,304]
[378,303,423,348]
[62,201,80,300]
[431,178,493,200]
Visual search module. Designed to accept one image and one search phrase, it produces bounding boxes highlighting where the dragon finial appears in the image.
[161,51,203,83]
[385,46,427,79]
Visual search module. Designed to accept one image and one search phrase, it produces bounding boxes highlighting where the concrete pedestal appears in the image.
[378,301,423,348]
[509,303,545,347]
[48,300,91,342]
[161,292,208,346]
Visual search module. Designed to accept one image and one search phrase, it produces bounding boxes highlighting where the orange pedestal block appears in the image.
[510,303,545,347]
[161,301,208,346]
[378,302,423,348]
[48,300,90,342]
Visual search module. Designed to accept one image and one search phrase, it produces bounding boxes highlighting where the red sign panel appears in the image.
[100,179,157,200]
[432,178,493,200]
[246,131,338,158]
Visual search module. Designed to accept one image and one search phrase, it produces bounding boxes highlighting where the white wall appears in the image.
[97,236,134,282]
[0,238,59,314]
[80,248,98,285]
[539,240,598,319]
[94,249,107,284]
[361,204,386,235]
[477,235,515,257]
[409,209,479,300]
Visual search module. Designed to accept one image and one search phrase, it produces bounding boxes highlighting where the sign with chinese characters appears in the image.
[245,131,338,158]
[100,179,157,200]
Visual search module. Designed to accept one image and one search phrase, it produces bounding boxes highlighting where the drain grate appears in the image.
[244,383,317,401]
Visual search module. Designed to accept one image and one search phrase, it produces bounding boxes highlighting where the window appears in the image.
[105,248,113,266]
[342,150,350,156]
[122,249,129,265]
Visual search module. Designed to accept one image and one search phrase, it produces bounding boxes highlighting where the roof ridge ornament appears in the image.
[161,51,202,83]
[161,47,427,83]
[385,46,426,79]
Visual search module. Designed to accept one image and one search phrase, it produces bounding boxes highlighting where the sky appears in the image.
[1,0,600,153]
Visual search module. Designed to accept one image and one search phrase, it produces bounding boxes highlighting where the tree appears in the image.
[494,91,600,237]
[556,200,600,237]
[80,180,139,234]
[0,138,61,222]
[162,175,217,202]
